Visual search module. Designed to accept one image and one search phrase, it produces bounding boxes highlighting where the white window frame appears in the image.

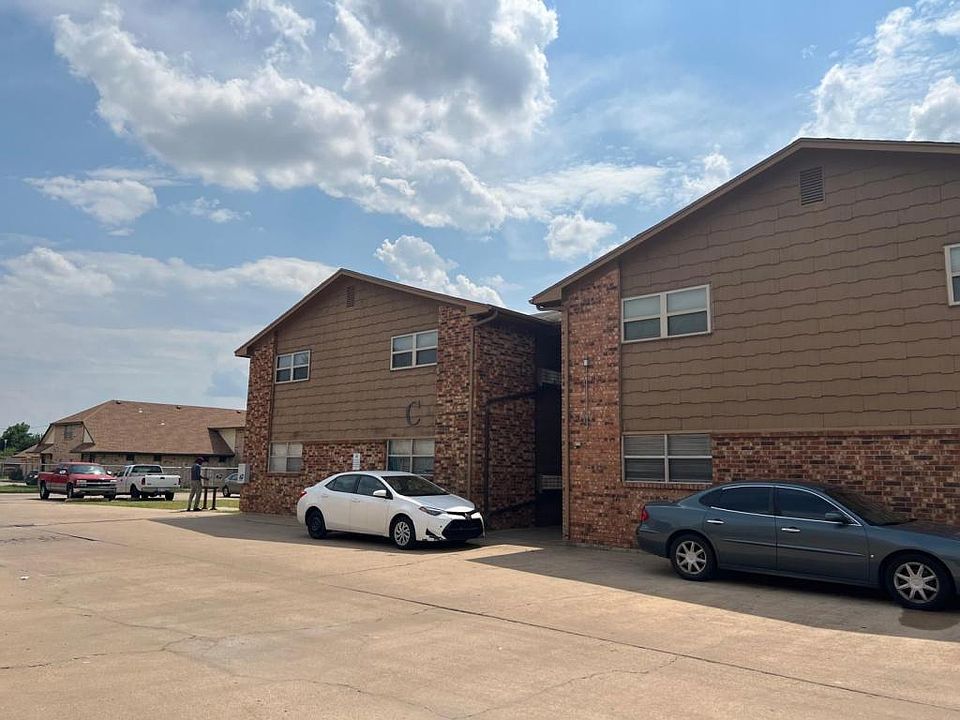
[390,329,438,370]
[268,442,303,473]
[945,244,960,306]
[622,284,711,344]
[275,350,310,384]
[622,433,712,484]
[386,438,435,477]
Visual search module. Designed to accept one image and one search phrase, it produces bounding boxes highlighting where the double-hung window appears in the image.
[387,438,435,476]
[622,285,710,342]
[391,330,438,369]
[623,434,712,483]
[275,351,310,383]
[945,244,960,305]
[269,442,303,473]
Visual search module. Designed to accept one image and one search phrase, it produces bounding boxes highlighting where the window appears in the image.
[63,425,76,440]
[152,454,163,463]
[387,438,435,476]
[269,442,303,473]
[705,486,772,514]
[391,330,438,369]
[275,351,310,383]
[776,488,838,521]
[945,244,960,305]
[327,474,358,493]
[125,454,135,462]
[623,434,712,483]
[622,285,710,342]
[356,475,387,497]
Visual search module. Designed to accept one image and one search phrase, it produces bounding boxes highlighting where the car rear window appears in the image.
[706,486,771,514]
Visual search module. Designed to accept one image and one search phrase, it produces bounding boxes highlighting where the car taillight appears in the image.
[640,506,649,523]
[298,490,308,499]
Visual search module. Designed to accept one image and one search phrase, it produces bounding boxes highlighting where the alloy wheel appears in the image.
[676,540,707,575]
[393,520,412,547]
[893,561,940,604]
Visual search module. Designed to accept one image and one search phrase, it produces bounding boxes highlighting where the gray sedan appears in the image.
[636,482,960,611]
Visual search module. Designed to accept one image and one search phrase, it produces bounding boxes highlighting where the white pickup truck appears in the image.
[114,464,180,500]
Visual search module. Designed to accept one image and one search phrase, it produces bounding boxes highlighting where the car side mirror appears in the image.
[373,489,389,499]
[824,511,848,524]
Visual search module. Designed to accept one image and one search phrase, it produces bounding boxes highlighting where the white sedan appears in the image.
[296,471,484,549]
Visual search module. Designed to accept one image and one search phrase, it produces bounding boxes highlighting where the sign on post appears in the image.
[351,452,361,471]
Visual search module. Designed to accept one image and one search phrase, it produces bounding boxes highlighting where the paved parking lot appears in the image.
[1,493,959,719]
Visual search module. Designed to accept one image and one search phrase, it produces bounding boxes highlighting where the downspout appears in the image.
[467,309,499,505]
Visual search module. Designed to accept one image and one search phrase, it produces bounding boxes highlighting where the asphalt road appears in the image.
[1,494,959,719]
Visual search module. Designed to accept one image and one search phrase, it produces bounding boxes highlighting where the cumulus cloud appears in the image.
[26,175,157,231]
[172,196,248,223]
[677,150,733,201]
[544,212,617,261]
[374,235,503,305]
[801,1,960,140]
[228,0,316,63]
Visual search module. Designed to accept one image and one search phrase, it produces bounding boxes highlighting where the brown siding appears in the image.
[270,276,443,441]
[619,149,960,433]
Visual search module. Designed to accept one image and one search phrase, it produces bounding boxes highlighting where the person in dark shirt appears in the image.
[188,457,205,511]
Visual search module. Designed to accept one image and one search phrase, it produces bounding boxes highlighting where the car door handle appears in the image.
[781,527,800,533]
[706,519,724,525]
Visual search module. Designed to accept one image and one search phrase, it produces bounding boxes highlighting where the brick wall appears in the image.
[474,321,537,528]
[434,305,472,499]
[714,429,960,524]
[242,440,387,514]
[239,334,275,513]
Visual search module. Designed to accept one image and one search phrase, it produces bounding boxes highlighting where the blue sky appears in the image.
[2,0,959,431]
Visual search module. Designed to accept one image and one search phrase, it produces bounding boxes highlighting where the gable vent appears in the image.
[345,284,356,308]
[799,166,824,205]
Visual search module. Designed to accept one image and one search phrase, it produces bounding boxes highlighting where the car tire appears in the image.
[39,482,49,500]
[306,509,327,539]
[130,485,141,500]
[104,494,115,501]
[669,533,717,581]
[390,515,417,550]
[164,492,175,501]
[884,553,954,611]
[65,482,75,500]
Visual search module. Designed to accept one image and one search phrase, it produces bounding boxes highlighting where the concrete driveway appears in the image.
[1,494,958,719]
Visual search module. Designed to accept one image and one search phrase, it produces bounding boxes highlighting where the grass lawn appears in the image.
[77,497,239,511]
[0,484,37,493]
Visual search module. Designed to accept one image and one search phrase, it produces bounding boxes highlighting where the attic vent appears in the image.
[799,167,824,205]
[345,284,356,308]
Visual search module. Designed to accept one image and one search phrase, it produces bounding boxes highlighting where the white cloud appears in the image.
[801,1,960,140]
[677,150,733,201]
[0,245,336,429]
[228,0,316,63]
[25,175,157,229]
[374,235,503,305]
[172,196,248,223]
[544,212,617,261]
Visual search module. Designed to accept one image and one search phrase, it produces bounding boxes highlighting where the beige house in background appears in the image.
[37,400,246,473]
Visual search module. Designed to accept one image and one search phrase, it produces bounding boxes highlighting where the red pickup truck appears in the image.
[38,462,117,500]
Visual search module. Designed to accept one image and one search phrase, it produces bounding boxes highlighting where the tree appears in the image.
[0,423,40,457]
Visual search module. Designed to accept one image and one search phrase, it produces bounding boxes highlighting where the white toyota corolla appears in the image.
[296,471,485,549]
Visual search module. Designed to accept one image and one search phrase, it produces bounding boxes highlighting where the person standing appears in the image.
[188,457,205,511]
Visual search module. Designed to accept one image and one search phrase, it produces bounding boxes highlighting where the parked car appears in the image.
[114,464,180,500]
[24,470,39,486]
[296,471,484,549]
[636,481,960,611]
[220,472,244,497]
[38,463,117,500]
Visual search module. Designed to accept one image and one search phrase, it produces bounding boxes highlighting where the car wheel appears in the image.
[130,485,141,500]
[306,509,327,539]
[104,494,115,502]
[65,482,75,500]
[391,515,416,550]
[669,533,717,581]
[164,492,175,501]
[39,482,49,500]
[221,487,231,498]
[885,554,954,611]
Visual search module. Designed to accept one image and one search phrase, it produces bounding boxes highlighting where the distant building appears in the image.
[36,400,246,472]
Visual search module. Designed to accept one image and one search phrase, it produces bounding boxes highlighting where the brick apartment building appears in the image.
[36,400,246,474]
[533,138,960,547]
[236,269,561,528]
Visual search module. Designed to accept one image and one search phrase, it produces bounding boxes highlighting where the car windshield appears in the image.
[381,474,447,497]
[68,464,107,475]
[826,487,911,525]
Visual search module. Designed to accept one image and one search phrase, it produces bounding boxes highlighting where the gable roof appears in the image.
[531,137,960,307]
[235,268,556,357]
[39,400,246,456]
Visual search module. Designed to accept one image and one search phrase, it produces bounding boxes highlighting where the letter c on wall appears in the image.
[405,400,421,426]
